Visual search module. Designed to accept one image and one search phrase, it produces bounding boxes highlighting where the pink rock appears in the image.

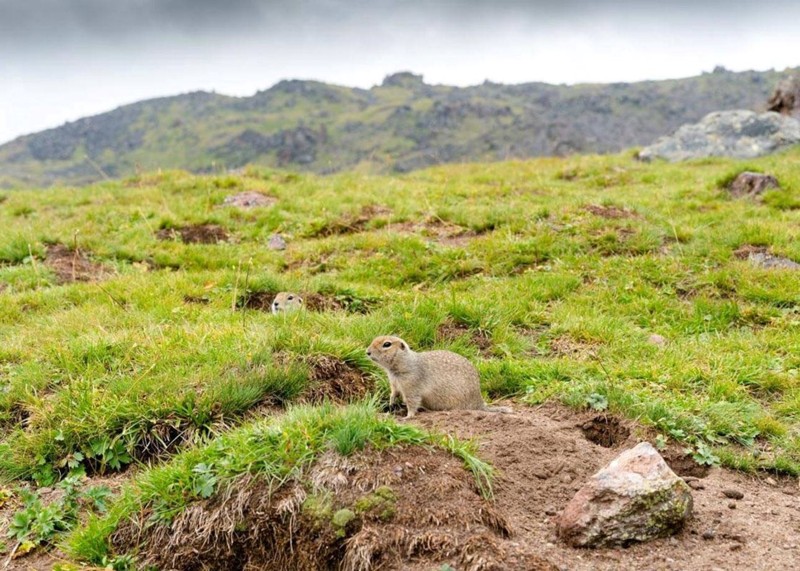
[647,334,667,346]
[557,442,692,547]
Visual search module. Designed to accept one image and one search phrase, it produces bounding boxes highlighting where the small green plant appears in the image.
[688,442,721,467]
[585,393,609,411]
[191,463,218,499]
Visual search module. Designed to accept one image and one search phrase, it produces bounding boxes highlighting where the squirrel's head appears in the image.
[271,292,304,315]
[367,335,410,368]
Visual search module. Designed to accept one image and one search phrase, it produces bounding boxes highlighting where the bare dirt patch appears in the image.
[222,191,277,209]
[548,335,600,359]
[585,204,639,219]
[117,446,555,571]
[390,218,480,247]
[412,404,800,571]
[734,245,800,270]
[437,319,493,357]
[44,244,111,283]
[156,224,230,244]
[312,205,393,237]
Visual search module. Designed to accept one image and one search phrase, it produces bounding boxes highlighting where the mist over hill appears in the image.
[1,67,795,188]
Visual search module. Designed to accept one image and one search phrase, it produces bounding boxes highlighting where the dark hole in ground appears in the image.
[156,224,230,244]
[661,448,711,479]
[310,205,392,237]
[580,415,631,448]
[236,288,282,311]
[304,355,375,404]
[44,244,111,283]
[437,319,493,356]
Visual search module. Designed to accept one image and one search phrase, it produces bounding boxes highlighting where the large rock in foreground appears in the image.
[557,442,693,547]
[638,110,800,161]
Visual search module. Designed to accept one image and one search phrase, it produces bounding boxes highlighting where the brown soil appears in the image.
[549,335,601,359]
[585,204,639,219]
[156,224,230,244]
[390,218,479,247]
[303,355,376,404]
[44,244,111,283]
[120,446,554,571]
[437,319,493,357]
[222,191,277,209]
[412,404,800,571]
[313,205,393,237]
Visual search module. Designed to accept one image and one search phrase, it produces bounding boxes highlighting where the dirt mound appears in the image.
[156,224,230,244]
[222,191,276,209]
[585,204,638,219]
[412,404,800,571]
[119,446,554,571]
[44,244,111,283]
[312,205,392,237]
[437,319,493,356]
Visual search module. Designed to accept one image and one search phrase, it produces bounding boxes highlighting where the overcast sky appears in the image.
[2,0,799,144]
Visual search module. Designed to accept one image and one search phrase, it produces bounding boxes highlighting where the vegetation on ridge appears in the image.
[0,147,799,563]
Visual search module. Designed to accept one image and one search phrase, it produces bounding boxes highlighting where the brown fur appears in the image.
[367,335,512,418]
[271,292,304,314]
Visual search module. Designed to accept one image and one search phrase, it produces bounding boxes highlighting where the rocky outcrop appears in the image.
[638,110,800,161]
[557,442,693,547]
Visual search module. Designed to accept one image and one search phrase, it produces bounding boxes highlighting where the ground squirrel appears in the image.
[367,335,512,418]
[271,292,304,314]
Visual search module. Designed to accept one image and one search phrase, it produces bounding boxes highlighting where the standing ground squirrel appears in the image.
[367,335,512,418]
[271,292,304,314]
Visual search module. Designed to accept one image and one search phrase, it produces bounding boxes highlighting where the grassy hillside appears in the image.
[0,67,796,188]
[1,149,800,565]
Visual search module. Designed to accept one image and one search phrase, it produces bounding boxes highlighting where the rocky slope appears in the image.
[1,67,797,187]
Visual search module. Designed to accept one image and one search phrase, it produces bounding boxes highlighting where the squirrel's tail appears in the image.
[482,405,513,414]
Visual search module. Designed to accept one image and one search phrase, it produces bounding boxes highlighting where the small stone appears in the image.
[268,234,287,250]
[647,333,667,346]
[722,489,744,500]
[545,508,557,516]
[727,171,780,198]
[728,502,736,509]
[766,477,778,486]
[687,480,705,490]
[702,530,715,540]
[730,544,743,551]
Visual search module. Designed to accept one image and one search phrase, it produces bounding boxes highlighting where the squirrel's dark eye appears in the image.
[382,341,392,348]
[288,296,294,300]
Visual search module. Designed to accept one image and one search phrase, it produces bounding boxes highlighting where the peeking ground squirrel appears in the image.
[367,335,512,418]
[271,292,304,314]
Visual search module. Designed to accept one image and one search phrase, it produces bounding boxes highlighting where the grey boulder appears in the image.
[638,110,800,161]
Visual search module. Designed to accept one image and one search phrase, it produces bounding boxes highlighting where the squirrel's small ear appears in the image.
[400,341,407,350]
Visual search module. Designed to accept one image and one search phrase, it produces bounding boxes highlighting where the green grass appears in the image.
[1,148,800,562]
